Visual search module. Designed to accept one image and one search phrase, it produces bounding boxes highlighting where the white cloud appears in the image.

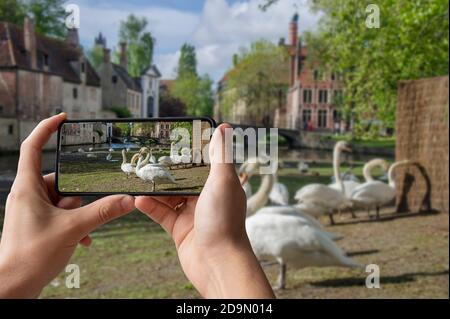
[191,0,320,81]
[74,0,320,81]
[75,0,199,53]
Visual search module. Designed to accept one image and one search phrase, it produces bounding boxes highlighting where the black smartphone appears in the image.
[55,117,215,196]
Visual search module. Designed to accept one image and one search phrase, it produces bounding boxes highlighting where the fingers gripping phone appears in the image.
[55,117,215,196]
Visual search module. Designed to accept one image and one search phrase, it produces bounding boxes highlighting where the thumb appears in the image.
[74,195,135,235]
[208,123,237,178]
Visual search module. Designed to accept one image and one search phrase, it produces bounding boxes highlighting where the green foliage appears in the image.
[172,44,214,117]
[305,0,449,136]
[111,106,132,119]
[0,0,26,26]
[177,43,197,78]
[0,0,66,38]
[159,91,187,117]
[118,14,155,77]
[172,73,214,117]
[222,40,289,124]
[87,45,104,69]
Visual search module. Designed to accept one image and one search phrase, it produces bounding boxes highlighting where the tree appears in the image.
[111,106,132,118]
[118,14,155,77]
[0,0,26,26]
[27,0,67,38]
[177,43,197,78]
[304,0,449,136]
[87,45,104,69]
[172,43,214,117]
[159,91,187,117]
[259,0,279,11]
[172,73,214,117]
[222,40,289,126]
[0,0,66,38]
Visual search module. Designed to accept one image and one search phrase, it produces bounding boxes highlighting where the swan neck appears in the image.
[247,173,275,216]
[388,161,405,189]
[363,161,375,182]
[121,150,127,164]
[333,145,344,193]
[142,151,150,166]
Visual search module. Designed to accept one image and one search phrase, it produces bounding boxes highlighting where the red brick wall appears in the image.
[395,76,449,213]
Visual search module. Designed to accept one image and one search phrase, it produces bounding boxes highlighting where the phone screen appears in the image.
[56,118,214,195]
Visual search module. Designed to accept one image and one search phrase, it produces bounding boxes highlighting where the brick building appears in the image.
[0,17,104,150]
[278,14,345,132]
[96,43,143,118]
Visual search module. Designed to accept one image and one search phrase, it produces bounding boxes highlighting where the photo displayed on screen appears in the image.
[57,119,213,194]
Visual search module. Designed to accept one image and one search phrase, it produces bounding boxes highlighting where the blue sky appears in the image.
[73,0,320,82]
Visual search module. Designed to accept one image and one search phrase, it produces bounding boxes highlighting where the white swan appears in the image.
[139,147,156,164]
[158,142,176,168]
[109,147,114,152]
[294,141,353,225]
[269,179,289,206]
[298,160,309,173]
[239,159,342,239]
[120,149,139,177]
[86,153,96,158]
[350,159,410,219]
[88,147,94,152]
[77,148,85,153]
[135,153,177,191]
[246,212,361,289]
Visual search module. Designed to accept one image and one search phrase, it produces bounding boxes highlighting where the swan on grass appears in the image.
[295,141,353,225]
[120,149,139,178]
[351,159,410,219]
[135,153,176,191]
[239,159,359,290]
[139,147,156,164]
[246,212,360,289]
[269,179,289,206]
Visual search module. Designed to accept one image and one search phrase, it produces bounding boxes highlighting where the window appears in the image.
[73,88,78,99]
[81,62,85,73]
[303,89,312,103]
[313,70,319,81]
[331,73,336,81]
[112,75,118,84]
[318,90,328,104]
[0,105,3,114]
[318,110,328,128]
[302,109,312,124]
[8,124,14,135]
[44,54,49,66]
[333,110,340,122]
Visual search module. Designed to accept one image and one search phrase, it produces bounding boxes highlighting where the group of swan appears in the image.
[238,141,412,289]
[120,148,176,191]
[239,158,360,290]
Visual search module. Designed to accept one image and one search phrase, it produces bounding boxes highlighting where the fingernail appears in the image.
[121,195,135,211]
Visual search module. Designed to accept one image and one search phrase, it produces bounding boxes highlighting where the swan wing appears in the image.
[351,181,395,206]
[295,184,349,210]
[269,182,289,205]
[246,214,359,268]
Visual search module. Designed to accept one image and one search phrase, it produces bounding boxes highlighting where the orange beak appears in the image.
[239,172,249,186]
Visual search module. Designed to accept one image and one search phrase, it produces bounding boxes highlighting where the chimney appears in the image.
[119,42,127,70]
[289,13,299,87]
[289,13,299,47]
[24,16,37,69]
[103,48,111,64]
[66,28,80,47]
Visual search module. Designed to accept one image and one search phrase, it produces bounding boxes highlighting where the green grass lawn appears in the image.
[0,157,447,299]
[59,151,209,193]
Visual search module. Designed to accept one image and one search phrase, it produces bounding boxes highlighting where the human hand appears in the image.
[0,113,136,298]
[135,123,274,298]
